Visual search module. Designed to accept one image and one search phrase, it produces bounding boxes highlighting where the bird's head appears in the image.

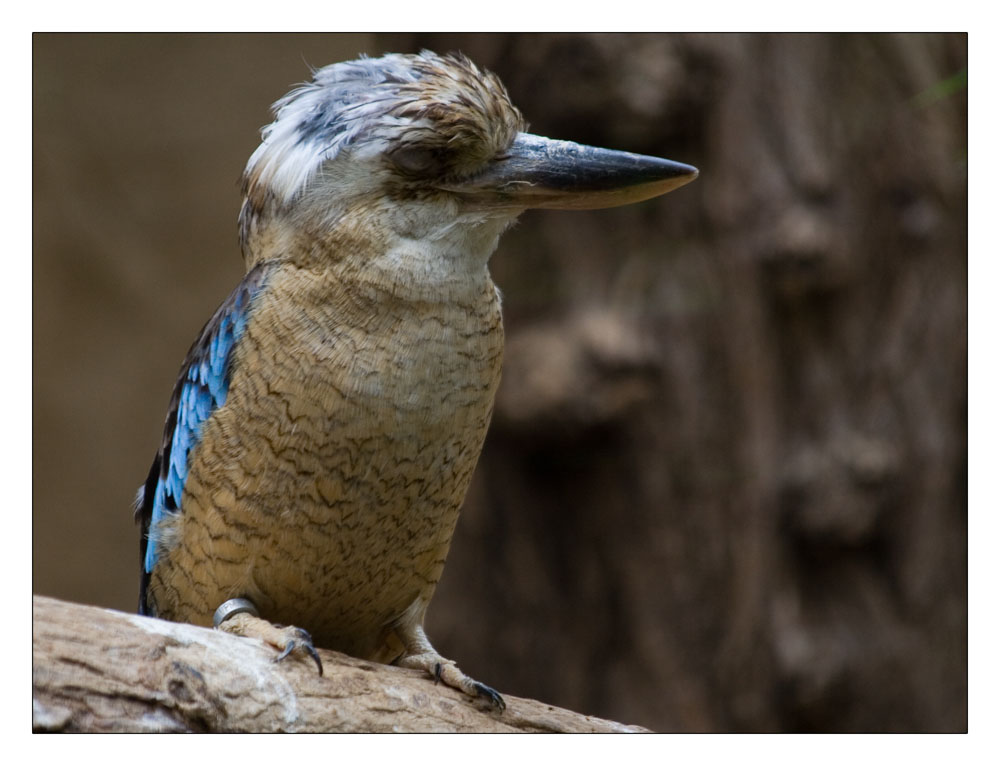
[238,50,697,279]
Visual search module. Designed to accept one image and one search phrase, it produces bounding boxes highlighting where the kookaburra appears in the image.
[137,50,697,711]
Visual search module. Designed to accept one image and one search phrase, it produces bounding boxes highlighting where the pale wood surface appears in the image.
[31,595,647,733]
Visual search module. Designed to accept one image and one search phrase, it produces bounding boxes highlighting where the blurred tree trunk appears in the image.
[379,33,967,732]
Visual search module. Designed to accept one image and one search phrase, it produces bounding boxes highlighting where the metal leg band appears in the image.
[213,597,260,628]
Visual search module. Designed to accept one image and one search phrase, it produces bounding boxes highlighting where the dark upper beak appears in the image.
[444,132,698,210]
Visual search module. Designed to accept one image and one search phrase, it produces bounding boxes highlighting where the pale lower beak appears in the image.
[444,132,698,211]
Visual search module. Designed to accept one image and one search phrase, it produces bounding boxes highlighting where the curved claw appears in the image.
[473,681,506,712]
[391,625,504,712]
[273,626,324,676]
[304,644,324,675]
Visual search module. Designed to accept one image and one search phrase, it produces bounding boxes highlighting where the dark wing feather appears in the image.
[136,261,274,615]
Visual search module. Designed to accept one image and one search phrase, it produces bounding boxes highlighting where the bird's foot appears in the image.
[397,651,505,712]
[213,598,323,675]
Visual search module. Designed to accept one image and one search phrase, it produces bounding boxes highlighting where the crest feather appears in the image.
[242,51,525,211]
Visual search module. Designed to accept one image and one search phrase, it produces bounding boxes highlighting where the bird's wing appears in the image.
[136,261,274,615]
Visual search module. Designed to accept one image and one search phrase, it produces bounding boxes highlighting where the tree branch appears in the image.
[32,595,647,733]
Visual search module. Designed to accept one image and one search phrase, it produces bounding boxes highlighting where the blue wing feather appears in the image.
[136,262,273,614]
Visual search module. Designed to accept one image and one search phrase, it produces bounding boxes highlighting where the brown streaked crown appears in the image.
[238,51,526,263]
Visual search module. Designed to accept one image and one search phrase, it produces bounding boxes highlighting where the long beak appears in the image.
[445,132,698,211]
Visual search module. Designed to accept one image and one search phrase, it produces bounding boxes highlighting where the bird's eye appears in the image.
[390,146,440,175]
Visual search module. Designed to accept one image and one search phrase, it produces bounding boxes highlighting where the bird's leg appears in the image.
[393,622,505,711]
[213,598,323,675]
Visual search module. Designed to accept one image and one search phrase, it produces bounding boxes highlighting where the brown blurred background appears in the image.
[33,33,967,732]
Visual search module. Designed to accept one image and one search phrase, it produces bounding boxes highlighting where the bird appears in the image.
[135,49,697,711]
